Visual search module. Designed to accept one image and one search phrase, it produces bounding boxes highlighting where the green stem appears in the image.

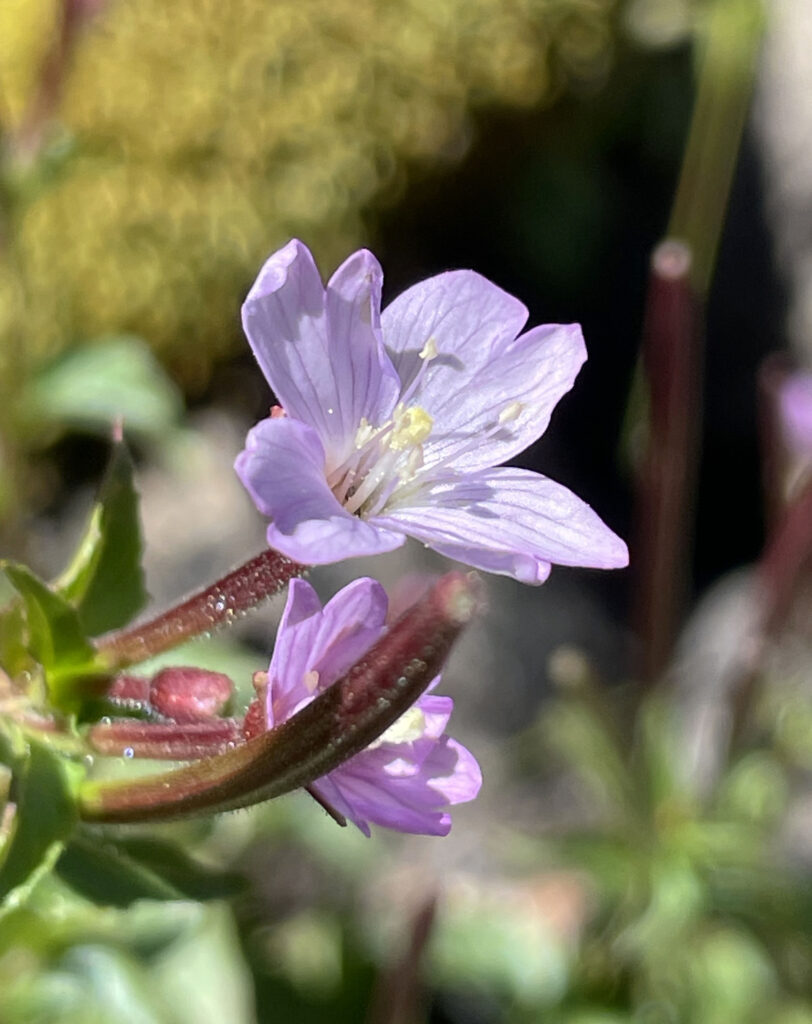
[669,0,765,295]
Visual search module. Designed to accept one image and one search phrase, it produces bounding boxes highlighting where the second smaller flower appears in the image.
[251,577,481,836]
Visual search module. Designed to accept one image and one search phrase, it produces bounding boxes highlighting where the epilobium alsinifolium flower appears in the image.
[236,239,628,583]
[258,577,481,836]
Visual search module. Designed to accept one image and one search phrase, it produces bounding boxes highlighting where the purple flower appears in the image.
[236,239,628,583]
[263,577,481,836]
[780,371,812,459]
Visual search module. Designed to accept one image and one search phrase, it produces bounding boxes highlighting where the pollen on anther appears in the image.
[419,337,438,361]
[499,401,524,425]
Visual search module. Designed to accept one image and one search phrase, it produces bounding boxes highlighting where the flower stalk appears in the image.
[633,241,702,683]
[95,548,306,668]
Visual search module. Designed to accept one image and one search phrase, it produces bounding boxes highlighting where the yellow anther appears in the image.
[498,400,523,425]
[419,336,438,361]
[303,670,320,693]
[389,405,433,451]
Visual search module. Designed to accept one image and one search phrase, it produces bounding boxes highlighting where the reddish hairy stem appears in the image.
[79,572,480,823]
[88,718,242,760]
[633,240,702,683]
[95,549,306,668]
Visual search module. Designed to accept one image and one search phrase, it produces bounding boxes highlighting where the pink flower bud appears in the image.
[150,667,232,722]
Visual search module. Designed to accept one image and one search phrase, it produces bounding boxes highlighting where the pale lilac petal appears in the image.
[308,578,389,688]
[323,737,481,839]
[427,738,483,805]
[326,250,400,441]
[241,240,329,433]
[780,372,812,457]
[267,579,324,726]
[381,271,585,473]
[377,468,629,584]
[330,773,452,836]
[242,240,396,460]
[307,774,373,837]
[267,578,389,725]
[350,692,452,780]
[235,416,405,563]
[309,697,480,837]
[420,323,587,473]
[411,693,452,740]
[315,731,481,836]
[381,270,529,394]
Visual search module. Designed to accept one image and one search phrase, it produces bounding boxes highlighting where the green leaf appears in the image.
[22,335,182,443]
[0,599,33,681]
[1,563,107,711]
[0,731,82,911]
[55,437,148,636]
[55,834,184,906]
[112,836,247,901]
[152,903,256,1024]
[56,832,245,907]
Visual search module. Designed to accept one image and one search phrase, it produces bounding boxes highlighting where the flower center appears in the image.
[327,401,434,518]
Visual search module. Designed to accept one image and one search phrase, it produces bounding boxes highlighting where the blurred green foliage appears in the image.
[523,680,812,1023]
[4,664,812,1023]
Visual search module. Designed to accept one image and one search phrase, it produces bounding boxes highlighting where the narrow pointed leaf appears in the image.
[1,562,107,710]
[54,436,148,635]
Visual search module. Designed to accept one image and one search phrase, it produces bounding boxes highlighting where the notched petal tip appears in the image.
[329,247,384,293]
[243,238,317,305]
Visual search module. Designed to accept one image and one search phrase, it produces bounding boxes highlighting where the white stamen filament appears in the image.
[327,402,434,517]
[321,326,524,518]
[398,336,438,408]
